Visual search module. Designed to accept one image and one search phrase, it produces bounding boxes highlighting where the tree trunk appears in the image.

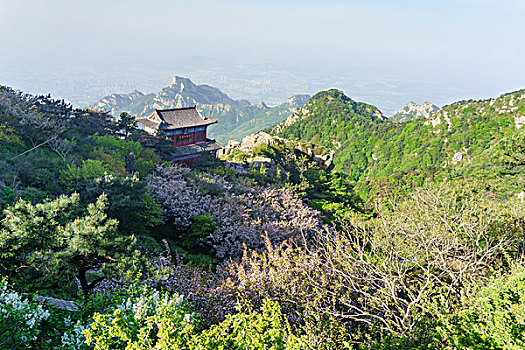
[78,267,104,296]
[78,267,90,296]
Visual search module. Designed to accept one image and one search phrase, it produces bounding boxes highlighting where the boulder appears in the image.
[227,140,240,148]
[252,156,274,165]
[314,150,334,170]
[452,152,463,162]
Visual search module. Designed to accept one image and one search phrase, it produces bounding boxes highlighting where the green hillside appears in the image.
[273,88,525,197]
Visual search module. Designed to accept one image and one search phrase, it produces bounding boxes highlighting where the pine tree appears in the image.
[0,193,145,295]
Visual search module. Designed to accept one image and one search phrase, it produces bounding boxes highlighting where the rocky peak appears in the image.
[169,76,197,93]
[390,101,440,122]
[256,101,268,109]
[286,94,311,108]
[129,90,144,99]
[219,131,335,171]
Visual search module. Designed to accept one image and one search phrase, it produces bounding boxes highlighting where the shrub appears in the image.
[437,263,525,349]
[226,236,351,348]
[227,183,525,346]
[190,299,309,350]
[157,258,237,329]
[83,286,196,350]
[0,279,50,348]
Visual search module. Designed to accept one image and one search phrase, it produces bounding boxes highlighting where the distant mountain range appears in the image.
[389,101,440,122]
[91,76,310,145]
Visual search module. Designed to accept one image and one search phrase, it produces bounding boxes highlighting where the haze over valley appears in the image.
[2,0,524,115]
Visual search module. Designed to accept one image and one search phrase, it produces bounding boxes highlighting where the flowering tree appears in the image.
[84,287,196,350]
[147,165,323,259]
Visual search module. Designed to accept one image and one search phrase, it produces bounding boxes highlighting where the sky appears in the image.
[1,0,524,113]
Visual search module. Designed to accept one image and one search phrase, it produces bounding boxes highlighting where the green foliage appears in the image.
[437,263,525,349]
[182,215,215,252]
[83,293,329,350]
[91,135,143,173]
[89,134,164,177]
[135,148,162,175]
[458,131,525,196]
[0,122,20,144]
[0,186,17,212]
[60,159,108,192]
[80,174,163,235]
[84,287,196,350]
[0,193,144,295]
[190,299,309,350]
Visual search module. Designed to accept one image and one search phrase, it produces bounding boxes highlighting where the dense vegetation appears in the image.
[275,88,525,201]
[0,84,524,349]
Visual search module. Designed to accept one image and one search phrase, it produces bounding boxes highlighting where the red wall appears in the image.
[195,130,206,143]
[168,129,207,146]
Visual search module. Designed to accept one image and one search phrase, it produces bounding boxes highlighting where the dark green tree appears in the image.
[118,112,137,140]
[81,174,163,235]
[0,193,144,295]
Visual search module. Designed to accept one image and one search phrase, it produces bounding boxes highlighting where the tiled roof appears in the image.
[136,118,160,130]
[137,106,217,131]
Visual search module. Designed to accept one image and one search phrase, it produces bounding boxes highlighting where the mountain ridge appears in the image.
[270,88,525,197]
[91,76,310,144]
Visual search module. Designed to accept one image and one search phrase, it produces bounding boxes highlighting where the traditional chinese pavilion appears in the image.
[136,106,221,163]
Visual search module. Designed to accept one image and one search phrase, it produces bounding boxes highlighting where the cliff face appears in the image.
[91,90,145,115]
[389,101,440,122]
[91,76,310,144]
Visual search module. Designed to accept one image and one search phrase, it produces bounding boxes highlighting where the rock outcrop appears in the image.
[390,101,440,122]
[219,131,334,172]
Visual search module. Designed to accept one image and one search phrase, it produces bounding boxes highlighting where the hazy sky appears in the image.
[1,0,524,112]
